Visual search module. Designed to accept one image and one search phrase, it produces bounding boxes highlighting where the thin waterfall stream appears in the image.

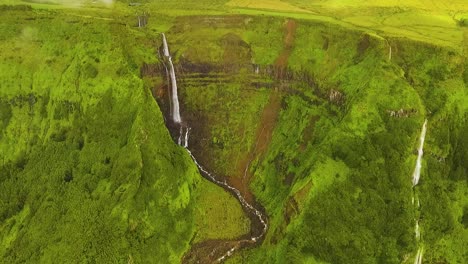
[162,33,181,124]
[411,119,427,264]
[160,33,268,263]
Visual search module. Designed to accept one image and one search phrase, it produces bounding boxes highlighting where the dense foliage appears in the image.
[1,1,467,263]
[165,14,468,264]
[0,7,250,263]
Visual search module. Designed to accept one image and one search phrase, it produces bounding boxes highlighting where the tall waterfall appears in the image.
[412,120,427,186]
[161,33,182,123]
[161,33,268,262]
[411,119,427,264]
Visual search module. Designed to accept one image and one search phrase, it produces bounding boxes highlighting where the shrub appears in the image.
[459,18,468,27]
[0,100,12,131]
[0,5,32,11]
[82,63,98,79]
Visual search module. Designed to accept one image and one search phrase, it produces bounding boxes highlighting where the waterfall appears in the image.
[385,38,392,61]
[177,126,190,148]
[183,127,190,148]
[412,120,427,186]
[411,119,427,264]
[161,33,181,123]
[388,45,392,61]
[177,126,183,145]
[162,33,170,57]
[415,220,420,240]
[414,247,424,264]
[161,33,268,262]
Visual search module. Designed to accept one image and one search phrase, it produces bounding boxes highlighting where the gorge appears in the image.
[0,1,467,264]
[160,33,268,263]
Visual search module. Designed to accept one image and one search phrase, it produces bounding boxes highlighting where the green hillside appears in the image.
[0,6,248,262]
[1,1,467,263]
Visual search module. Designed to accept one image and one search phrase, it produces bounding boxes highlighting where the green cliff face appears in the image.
[1,1,467,264]
[0,7,247,263]
[163,15,468,264]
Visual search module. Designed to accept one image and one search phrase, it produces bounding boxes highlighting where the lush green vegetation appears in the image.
[162,10,467,264]
[1,0,467,263]
[241,31,468,264]
[0,6,248,263]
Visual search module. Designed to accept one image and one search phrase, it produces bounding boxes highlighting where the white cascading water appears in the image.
[161,33,182,123]
[411,119,427,264]
[161,34,268,263]
[412,120,427,186]
[388,45,392,61]
[415,220,420,240]
[177,126,190,148]
[414,247,424,264]
[183,127,190,148]
[177,126,183,145]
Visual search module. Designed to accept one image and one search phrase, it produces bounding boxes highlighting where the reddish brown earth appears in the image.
[299,115,320,152]
[233,91,282,204]
[232,19,297,204]
[274,19,297,78]
[155,83,167,99]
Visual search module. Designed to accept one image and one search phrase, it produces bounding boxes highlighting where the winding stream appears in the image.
[160,33,268,263]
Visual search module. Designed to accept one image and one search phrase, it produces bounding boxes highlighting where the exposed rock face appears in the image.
[328,89,345,105]
[140,62,164,77]
[387,108,417,118]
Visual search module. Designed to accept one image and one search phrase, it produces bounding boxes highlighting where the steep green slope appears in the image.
[159,15,467,264]
[0,7,191,262]
[242,31,468,264]
[0,6,249,263]
[1,2,467,264]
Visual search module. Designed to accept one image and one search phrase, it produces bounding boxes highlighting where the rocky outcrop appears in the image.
[387,108,417,118]
[328,89,345,105]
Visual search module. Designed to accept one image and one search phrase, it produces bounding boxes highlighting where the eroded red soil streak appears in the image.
[155,83,167,99]
[234,92,282,204]
[233,19,297,204]
[274,19,297,78]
